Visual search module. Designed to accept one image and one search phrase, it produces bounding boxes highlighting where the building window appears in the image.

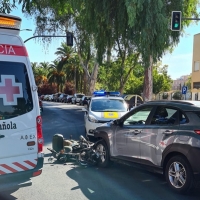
[194,61,200,71]
[193,82,200,89]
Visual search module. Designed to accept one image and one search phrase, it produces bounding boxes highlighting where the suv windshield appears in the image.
[77,95,84,98]
[0,61,33,119]
[91,99,127,112]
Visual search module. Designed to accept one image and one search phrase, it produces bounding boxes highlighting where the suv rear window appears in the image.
[195,112,200,119]
[0,61,33,119]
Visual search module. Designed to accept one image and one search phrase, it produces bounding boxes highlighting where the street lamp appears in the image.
[20,29,32,31]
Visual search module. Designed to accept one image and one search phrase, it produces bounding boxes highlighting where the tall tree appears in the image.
[47,60,66,92]
[153,64,173,96]
[124,0,199,101]
[54,43,84,92]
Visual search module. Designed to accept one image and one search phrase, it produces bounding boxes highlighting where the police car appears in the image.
[82,90,129,137]
[0,14,44,192]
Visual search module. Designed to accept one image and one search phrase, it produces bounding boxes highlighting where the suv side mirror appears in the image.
[113,119,120,126]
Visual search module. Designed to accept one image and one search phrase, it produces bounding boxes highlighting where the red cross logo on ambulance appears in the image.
[0,75,23,105]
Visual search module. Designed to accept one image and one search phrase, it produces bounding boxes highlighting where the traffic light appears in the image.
[171,11,181,31]
[66,32,73,46]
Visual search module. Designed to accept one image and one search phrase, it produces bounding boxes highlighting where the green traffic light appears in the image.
[174,23,179,28]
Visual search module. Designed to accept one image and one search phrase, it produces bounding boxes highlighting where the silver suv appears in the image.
[93,100,200,194]
[71,93,85,104]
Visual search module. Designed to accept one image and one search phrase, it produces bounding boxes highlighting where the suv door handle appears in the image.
[163,130,173,135]
[133,130,141,135]
[0,135,5,138]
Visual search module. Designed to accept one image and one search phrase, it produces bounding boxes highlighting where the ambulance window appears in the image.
[0,61,33,119]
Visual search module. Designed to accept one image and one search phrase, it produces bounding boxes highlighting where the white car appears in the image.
[82,91,129,137]
[72,93,85,104]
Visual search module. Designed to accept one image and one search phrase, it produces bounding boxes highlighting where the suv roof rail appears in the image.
[145,100,194,105]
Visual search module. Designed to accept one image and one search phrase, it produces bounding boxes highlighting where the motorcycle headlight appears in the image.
[88,115,98,123]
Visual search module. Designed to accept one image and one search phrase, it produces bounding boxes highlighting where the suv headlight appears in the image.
[88,115,98,123]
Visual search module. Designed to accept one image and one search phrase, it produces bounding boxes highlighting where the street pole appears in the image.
[182,17,200,20]
[24,35,67,43]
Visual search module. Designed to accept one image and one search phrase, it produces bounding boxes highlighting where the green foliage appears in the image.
[97,61,172,95]
[172,91,182,100]
[124,0,199,68]
[47,60,66,92]
[3,0,198,96]
[186,75,191,90]
[0,0,16,13]
[153,64,172,95]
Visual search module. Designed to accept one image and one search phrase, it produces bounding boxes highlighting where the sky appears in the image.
[10,7,200,81]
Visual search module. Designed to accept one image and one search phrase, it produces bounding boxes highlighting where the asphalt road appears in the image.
[0,101,200,200]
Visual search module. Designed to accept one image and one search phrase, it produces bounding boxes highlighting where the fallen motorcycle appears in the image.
[47,134,100,166]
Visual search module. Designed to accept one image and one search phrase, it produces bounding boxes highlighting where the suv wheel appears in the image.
[165,155,194,194]
[96,141,110,167]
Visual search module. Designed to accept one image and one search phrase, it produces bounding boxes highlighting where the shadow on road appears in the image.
[66,163,200,200]
[0,189,18,200]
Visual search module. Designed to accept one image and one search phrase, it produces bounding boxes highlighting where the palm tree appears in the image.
[31,62,39,76]
[39,61,50,77]
[65,54,84,93]
[31,62,47,86]
[47,60,66,92]
[55,42,74,63]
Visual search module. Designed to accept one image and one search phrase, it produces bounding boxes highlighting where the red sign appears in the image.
[0,75,23,105]
[0,44,28,57]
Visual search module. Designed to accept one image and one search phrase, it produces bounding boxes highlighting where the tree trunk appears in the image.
[143,55,153,102]
[119,83,124,94]
[76,44,99,95]
[74,66,76,93]
[83,70,87,94]
[89,62,99,95]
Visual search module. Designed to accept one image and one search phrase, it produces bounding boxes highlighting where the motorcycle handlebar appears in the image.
[79,135,87,143]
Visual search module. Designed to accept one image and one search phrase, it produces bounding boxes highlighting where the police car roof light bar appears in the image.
[105,91,120,96]
[93,90,105,96]
[0,14,21,30]
[93,90,120,97]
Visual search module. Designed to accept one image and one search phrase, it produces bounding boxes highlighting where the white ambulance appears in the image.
[0,13,44,192]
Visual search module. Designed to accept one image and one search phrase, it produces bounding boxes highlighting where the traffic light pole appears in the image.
[24,35,66,43]
[182,17,200,20]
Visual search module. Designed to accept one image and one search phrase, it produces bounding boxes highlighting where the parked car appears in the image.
[39,99,43,112]
[60,94,68,103]
[93,100,200,194]
[79,95,91,106]
[40,94,45,100]
[48,94,54,101]
[43,94,50,101]
[71,93,85,104]
[53,93,62,102]
[57,93,66,102]
[65,95,73,103]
